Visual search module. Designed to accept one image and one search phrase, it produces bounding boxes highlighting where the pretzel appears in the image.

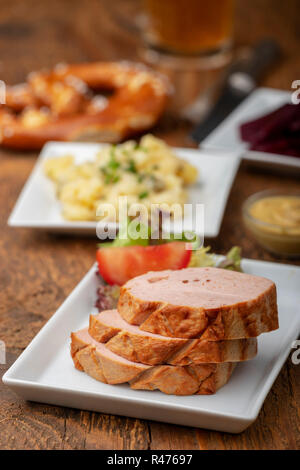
[0,62,170,150]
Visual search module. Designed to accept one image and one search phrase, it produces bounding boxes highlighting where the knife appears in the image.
[190,39,281,143]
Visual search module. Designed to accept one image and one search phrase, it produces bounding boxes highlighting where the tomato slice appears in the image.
[96,242,191,286]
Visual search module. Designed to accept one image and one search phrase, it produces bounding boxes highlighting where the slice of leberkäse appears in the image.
[89,310,258,365]
[71,328,149,384]
[71,328,235,395]
[130,362,236,395]
[118,267,278,340]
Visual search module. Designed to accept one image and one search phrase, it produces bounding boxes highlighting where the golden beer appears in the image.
[143,0,234,55]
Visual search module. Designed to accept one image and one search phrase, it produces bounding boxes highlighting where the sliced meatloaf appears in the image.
[71,328,236,395]
[118,267,278,340]
[71,328,148,383]
[89,310,257,365]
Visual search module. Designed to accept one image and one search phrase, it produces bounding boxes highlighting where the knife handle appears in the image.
[189,39,281,143]
[237,39,281,83]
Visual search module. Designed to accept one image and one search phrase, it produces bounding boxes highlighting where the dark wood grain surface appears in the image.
[0,0,299,450]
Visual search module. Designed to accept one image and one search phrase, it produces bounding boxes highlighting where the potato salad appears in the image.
[44,135,198,221]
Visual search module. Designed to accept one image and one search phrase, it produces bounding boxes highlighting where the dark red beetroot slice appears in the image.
[250,137,300,158]
[240,106,285,143]
[240,103,300,145]
[290,119,300,132]
[281,149,300,158]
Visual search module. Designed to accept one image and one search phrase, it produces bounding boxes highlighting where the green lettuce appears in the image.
[189,246,242,272]
[218,246,242,272]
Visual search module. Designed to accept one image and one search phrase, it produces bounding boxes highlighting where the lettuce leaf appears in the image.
[218,246,242,272]
[189,246,216,268]
[189,246,242,272]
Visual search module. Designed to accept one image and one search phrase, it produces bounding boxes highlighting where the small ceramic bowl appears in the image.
[242,189,300,257]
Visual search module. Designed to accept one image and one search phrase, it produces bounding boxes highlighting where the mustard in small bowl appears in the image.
[242,189,300,257]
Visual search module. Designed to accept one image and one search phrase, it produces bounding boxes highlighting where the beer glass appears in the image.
[104,0,235,66]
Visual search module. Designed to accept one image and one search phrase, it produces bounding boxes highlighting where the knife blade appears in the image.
[190,39,281,143]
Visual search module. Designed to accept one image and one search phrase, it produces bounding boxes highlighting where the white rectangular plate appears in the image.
[3,259,300,433]
[201,87,300,169]
[8,142,240,238]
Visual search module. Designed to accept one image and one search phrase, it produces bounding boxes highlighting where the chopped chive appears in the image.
[107,159,120,170]
[138,191,149,199]
[126,159,137,173]
[100,166,120,184]
[105,174,120,184]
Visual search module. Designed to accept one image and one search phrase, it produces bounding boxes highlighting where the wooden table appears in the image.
[0,0,299,450]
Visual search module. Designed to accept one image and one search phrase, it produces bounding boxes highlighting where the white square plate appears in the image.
[8,142,240,238]
[201,87,300,169]
[3,258,300,433]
